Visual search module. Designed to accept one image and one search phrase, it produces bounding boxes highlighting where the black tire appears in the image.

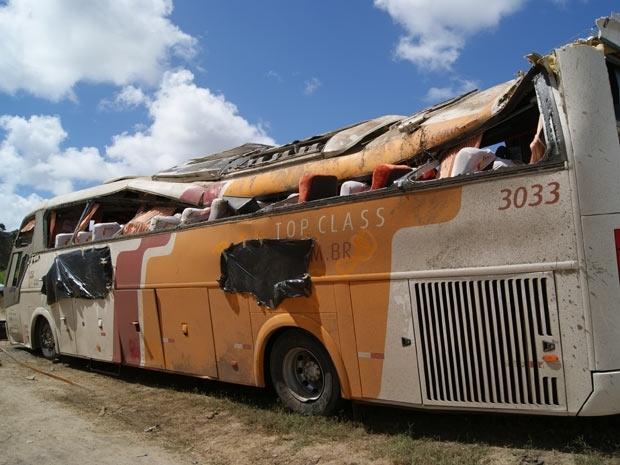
[269,330,341,415]
[37,318,58,360]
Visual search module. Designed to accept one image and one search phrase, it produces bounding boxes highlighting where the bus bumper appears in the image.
[579,371,620,416]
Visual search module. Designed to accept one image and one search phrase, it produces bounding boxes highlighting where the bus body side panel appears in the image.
[372,279,421,405]
[157,287,218,377]
[113,234,175,367]
[73,296,114,361]
[555,44,620,374]
[208,289,254,385]
[381,168,584,413]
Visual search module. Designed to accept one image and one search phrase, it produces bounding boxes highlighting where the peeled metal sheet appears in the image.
[322,115,404,158]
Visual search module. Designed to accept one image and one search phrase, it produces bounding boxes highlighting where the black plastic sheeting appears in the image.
[41,247,114,305]
[218,238,315,309]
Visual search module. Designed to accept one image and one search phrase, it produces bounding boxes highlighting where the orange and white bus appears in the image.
[4,14,620,416]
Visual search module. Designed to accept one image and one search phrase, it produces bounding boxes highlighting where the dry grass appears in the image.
[7,346,620,465]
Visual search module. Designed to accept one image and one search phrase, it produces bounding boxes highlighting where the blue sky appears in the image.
[0,0,617,230]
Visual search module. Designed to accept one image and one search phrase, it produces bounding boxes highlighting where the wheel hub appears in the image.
[283,348,325,403]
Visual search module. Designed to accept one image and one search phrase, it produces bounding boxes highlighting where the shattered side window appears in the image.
[15,217,35,247]
[46,203,88,249]
[436,100,543,179]
[41,246,113,305]
[218,238,315,309]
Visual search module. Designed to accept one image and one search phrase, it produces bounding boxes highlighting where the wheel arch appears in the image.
[253,314,352,399]
[30,307,58,352]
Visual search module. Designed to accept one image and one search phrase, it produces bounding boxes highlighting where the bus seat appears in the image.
[181,207,211,225]
[54,233,73,248]
[208,198,232,220]
[438,133,483,179]
[298,174,338,202]
[123,207,176,235]
[93,222,121,241]
[340,180,369,195]
[370,164,412,190]
[149,215,181,231]
[450,148,496,176]
[76,231,92,243]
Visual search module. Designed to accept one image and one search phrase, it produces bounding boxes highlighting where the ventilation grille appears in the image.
[412,274,564,410]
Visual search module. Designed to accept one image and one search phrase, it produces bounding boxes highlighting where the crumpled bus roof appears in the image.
[26,60,539,218]
[30,177,208,213]
[182,75,533,200]
[154,78,523,190]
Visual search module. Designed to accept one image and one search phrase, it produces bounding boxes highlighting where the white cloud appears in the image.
[303,77,321,96]
[0,185,44,231]
[106,69,275,175]
[425,79,479,102]
[0,0,196,101]
[116,86,150,108]
[0,70,275,230]
[374,0,527,70]
[99,85,150,111]
[0,115,120,196]
[0,114,121,228]
[0,2,275,231]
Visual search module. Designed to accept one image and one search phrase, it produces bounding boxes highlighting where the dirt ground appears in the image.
[0,343,187,465]
[0,340,392,465]
[2,339,620,465]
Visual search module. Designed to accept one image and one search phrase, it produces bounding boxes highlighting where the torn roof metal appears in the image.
[149,73,532,202]
[219,75,534,199]
[597,12,620,48]
[26,177,208,216]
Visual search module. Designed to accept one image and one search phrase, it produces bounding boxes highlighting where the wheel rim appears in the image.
[39,321,55,355]
[281,347,325,403]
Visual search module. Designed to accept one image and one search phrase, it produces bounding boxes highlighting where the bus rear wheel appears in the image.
[37,318,57,360]
[269,330,341,415]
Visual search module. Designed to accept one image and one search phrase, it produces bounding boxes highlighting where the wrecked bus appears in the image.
[4,14,620,416]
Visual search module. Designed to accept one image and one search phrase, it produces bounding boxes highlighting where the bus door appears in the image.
[42,246,116,358]
[349,280,423,406]
[4,216,38,344]
[54,298,78,355]
[4,250,31,343]
[72,297,114,361]
[156,288,218,378]
[4,215,36,310]
[113,289,156,366]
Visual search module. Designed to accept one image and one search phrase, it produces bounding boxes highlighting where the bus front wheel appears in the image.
[37,318,57,360]
[269,330,341,415]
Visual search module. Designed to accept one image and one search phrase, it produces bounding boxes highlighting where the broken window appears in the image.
[15,217,35,247]
[218,238,315,309]
[41,246,113,305]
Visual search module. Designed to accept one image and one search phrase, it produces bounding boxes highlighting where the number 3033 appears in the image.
[498,182,560,210]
